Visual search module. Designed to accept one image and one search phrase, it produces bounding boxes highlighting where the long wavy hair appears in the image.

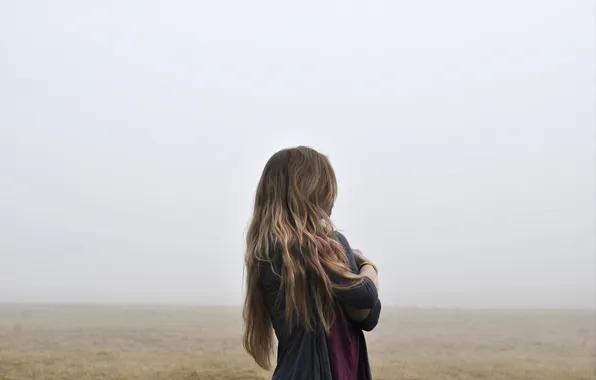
[242,146,365,370]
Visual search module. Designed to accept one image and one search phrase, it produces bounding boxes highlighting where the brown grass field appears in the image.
[0,305,594,380]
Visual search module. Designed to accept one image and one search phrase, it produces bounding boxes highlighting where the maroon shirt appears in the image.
[326,306,367,380]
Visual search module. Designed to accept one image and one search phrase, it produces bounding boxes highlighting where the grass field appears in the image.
[0,305,594,380]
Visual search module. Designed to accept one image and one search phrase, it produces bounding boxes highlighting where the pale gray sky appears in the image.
[1,0,594,308]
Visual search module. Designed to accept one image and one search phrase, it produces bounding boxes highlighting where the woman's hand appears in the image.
[352,249,379,289]
[352,249,368,268]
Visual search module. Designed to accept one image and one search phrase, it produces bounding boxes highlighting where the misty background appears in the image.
[1,1,594,309]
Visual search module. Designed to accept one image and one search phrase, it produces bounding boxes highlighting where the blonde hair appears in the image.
[242,146,364,369]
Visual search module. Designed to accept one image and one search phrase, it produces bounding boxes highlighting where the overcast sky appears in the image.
[1,0,594,308]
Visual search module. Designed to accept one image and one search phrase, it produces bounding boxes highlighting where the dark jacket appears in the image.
[260,231,382,380]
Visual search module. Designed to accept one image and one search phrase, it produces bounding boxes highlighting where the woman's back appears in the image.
[258,232,381,380]
[260,251,330,379]
[242,146,381,380]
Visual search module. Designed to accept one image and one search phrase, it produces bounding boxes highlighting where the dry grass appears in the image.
[0,305,594,380]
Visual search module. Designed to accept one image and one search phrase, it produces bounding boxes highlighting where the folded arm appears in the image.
[332,232,382,331]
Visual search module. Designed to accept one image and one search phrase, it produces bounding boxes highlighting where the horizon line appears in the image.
[0,302,594,311]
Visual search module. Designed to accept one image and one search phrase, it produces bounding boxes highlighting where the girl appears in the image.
[243,146,381,380]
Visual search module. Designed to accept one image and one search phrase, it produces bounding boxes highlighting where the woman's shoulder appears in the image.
[334,230,354,253]
[333,230,358,271]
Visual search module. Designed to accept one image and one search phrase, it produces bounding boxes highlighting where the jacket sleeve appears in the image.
[357,298,382,331]
[330,232,379,310]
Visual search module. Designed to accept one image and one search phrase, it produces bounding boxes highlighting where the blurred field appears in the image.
[0,305,594,380]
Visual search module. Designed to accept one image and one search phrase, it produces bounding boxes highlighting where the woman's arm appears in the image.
[355,298,382,331]
[344,263,379,321]
[333,232,382,330]
[332,232,380,313]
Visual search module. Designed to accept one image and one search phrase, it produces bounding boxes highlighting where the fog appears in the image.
[1,0,594,308]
